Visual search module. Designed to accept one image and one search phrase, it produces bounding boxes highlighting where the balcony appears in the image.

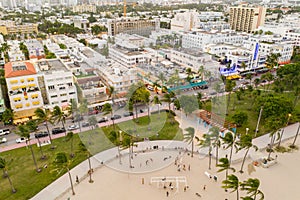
[9,87,40,96]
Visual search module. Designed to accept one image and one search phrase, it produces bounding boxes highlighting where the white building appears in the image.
[198,12,224,22]
[35,59,78,110]
[24,39,45,60]
[97,60,139,95]
[109,39,153,67]
[285,30,300,47]
[171,10,199,32]
[74,16,90,31]
[5,61,44,122]
[182,30,248,50]
[7,40,25,62]
[245,35,294,65]
[170,48,212,72]
[198,21,230,32]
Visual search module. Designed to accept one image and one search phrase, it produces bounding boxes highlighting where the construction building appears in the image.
[108,17,160,37]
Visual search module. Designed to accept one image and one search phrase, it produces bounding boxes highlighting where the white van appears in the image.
[0,129,10,136]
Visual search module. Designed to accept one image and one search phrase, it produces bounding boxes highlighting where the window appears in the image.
[59,87,66,90]
[61,100,68,103]
[67,83,73,87]
[48,85,55,90]
[51,95,58,98]
[69,92,75,95]
[60,93,67,97]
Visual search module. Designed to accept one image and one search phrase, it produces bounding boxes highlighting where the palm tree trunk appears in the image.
[135,102,138,122]
[62,120,66,137]
[191,140,194,157]
[128,144,132,168]
[292,123,300,147]
[236,188,239,200]
[67,168,75,195]
[268,134,275,160]
[277,128,284,148]
[28,140,41,172]
[88,155,93,183]
[240,148,250,173]
[229,143,234,165]
[5,171,16,193]
[45,122,52,143]
[216,145,219,166]
[36,137,46,159]
[118,145,122,164]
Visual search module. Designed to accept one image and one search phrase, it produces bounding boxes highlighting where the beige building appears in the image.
[73,4,97,13]
[108,17,160,37]
[0,23,38,35]
[229,5,266,33]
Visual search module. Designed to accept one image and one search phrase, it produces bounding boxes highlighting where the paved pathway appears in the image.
[29,112,300,200]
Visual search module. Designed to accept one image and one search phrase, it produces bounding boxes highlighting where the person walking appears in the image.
[166,191,169,197]
[203,185,206,190]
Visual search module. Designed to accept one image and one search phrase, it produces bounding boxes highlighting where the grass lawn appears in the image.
[203,89,300,138]
[0,112,182,200]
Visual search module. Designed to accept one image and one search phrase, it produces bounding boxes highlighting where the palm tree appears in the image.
[102,103,114,127]
[78,142,94,183]
[162,91,175,115]
[1,109,14,125]
[52,106,67,136]
[222,174,240,200]
[0,157,16,193]
[277,113,292,148]
[66,132,74,157]
[122,134,133,168]
[184,127,199,157]
[198,65,205,81]
[209,127,221,166]
[17,125,41,172]
[241,178,264,200]
[158,72,166,87]
[221,132,236,165]
[241,62,247,71]
[26,120,46,160]
[88,116,98,130]
[266,53,281,69]
[78,99,88,132]
[266,117,284,160]
[108,86,115,104]
[254,78,260,88]
[152,95,161,116]
[55,152,75,195]
[225,79,236,115]
[217,157,235,186]
[246,73,252,85]
[236,134,258,173]
[34,108,53,145]
[198,133,213,170]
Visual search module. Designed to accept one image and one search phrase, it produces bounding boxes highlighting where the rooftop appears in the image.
[5,61,37,78]
[36,59,69,74]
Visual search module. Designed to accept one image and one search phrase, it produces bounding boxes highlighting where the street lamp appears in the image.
[246,128,249,135]
[118,131,123,165]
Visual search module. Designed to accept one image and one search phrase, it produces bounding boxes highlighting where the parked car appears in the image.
[72,115,84,123]
[52,127,66,135]
[16,137,28,143]
[0,137,7,144]
[111,115,121,120]
[0,129,10,136]
[123,112,134,117]
[34,131,49,139]
[98,117,108,123]
[82,122,90,127]
[88,110,99,115]
[68,124,80,131]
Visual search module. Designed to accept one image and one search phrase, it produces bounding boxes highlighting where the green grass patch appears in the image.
[0,113,182,200]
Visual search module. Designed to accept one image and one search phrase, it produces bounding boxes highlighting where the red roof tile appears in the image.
[5,62,37,78]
